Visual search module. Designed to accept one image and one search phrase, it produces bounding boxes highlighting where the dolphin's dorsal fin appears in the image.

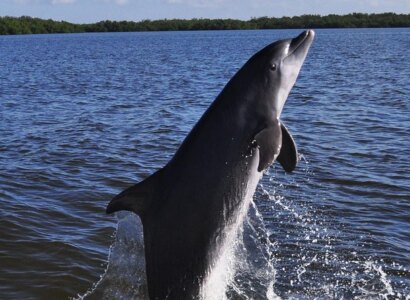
[106,169,162,218]
[277,123,298,173]
[254,121,282,172]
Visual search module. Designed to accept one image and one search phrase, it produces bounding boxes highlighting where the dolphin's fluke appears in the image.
[277,123,298,173]
[106,169,162,217]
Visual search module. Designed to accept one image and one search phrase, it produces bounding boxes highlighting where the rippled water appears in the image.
[0,28,409,299]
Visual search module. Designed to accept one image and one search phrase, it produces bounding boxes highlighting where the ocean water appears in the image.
[0,28,409,299]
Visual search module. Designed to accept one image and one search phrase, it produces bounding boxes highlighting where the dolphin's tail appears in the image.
[106,169,162,218]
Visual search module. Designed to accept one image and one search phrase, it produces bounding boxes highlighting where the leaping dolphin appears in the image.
[106,30,315,299]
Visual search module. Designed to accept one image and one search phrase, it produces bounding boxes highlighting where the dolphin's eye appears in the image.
[270,63,277,71]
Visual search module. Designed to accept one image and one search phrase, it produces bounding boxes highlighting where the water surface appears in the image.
[0,28,409,299]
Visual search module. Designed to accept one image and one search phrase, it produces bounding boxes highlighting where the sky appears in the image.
[1,0,409,23]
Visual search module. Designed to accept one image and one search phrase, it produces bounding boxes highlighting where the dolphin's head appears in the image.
[236,30,315,120]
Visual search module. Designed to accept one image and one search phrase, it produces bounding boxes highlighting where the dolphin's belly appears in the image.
[201,149,262,299]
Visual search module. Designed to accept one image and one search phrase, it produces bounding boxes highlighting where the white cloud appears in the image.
[12,0,40,4]
[114,0,129,4]
[166,0,229,8]
[95,0,130,5]
[12,0,129,5]
[51,0,75,4]
[12,0,76,4]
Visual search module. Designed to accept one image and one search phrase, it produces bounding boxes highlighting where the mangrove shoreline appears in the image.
[0,13,409,35]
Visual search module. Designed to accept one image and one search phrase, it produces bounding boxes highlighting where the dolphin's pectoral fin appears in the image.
[106,169,162,217]
[254,122,282,172]
[277,123,298,173]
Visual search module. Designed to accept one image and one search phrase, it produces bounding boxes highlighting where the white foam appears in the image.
[76,212,148,300]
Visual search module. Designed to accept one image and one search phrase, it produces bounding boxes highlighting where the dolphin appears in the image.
[106,30,315,299]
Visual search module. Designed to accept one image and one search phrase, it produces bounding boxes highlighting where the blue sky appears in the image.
[1,0,409,23]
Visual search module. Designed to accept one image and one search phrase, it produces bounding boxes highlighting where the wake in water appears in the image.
[79,165,409,300]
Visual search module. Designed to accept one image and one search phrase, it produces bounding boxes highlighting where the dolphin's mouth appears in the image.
[286,30,315,58]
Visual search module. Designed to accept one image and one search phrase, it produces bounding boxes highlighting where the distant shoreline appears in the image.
[1,13,409,35]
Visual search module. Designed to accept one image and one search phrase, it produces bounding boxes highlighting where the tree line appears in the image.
[0,13,409,35]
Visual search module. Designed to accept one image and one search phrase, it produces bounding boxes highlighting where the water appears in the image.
[0,28,409,299]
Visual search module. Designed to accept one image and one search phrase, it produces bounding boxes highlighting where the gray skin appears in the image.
[107,30,315,300]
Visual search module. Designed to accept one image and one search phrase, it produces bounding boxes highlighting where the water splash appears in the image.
[225,199,280,300]
[78,165,409,300]
[77,212,148,300]
[257,166,409,299]
[200,198,281,300]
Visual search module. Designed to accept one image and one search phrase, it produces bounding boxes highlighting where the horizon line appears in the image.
[1,11,408,25]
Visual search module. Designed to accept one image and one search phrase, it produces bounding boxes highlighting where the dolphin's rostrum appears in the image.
[107,30,315,299]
